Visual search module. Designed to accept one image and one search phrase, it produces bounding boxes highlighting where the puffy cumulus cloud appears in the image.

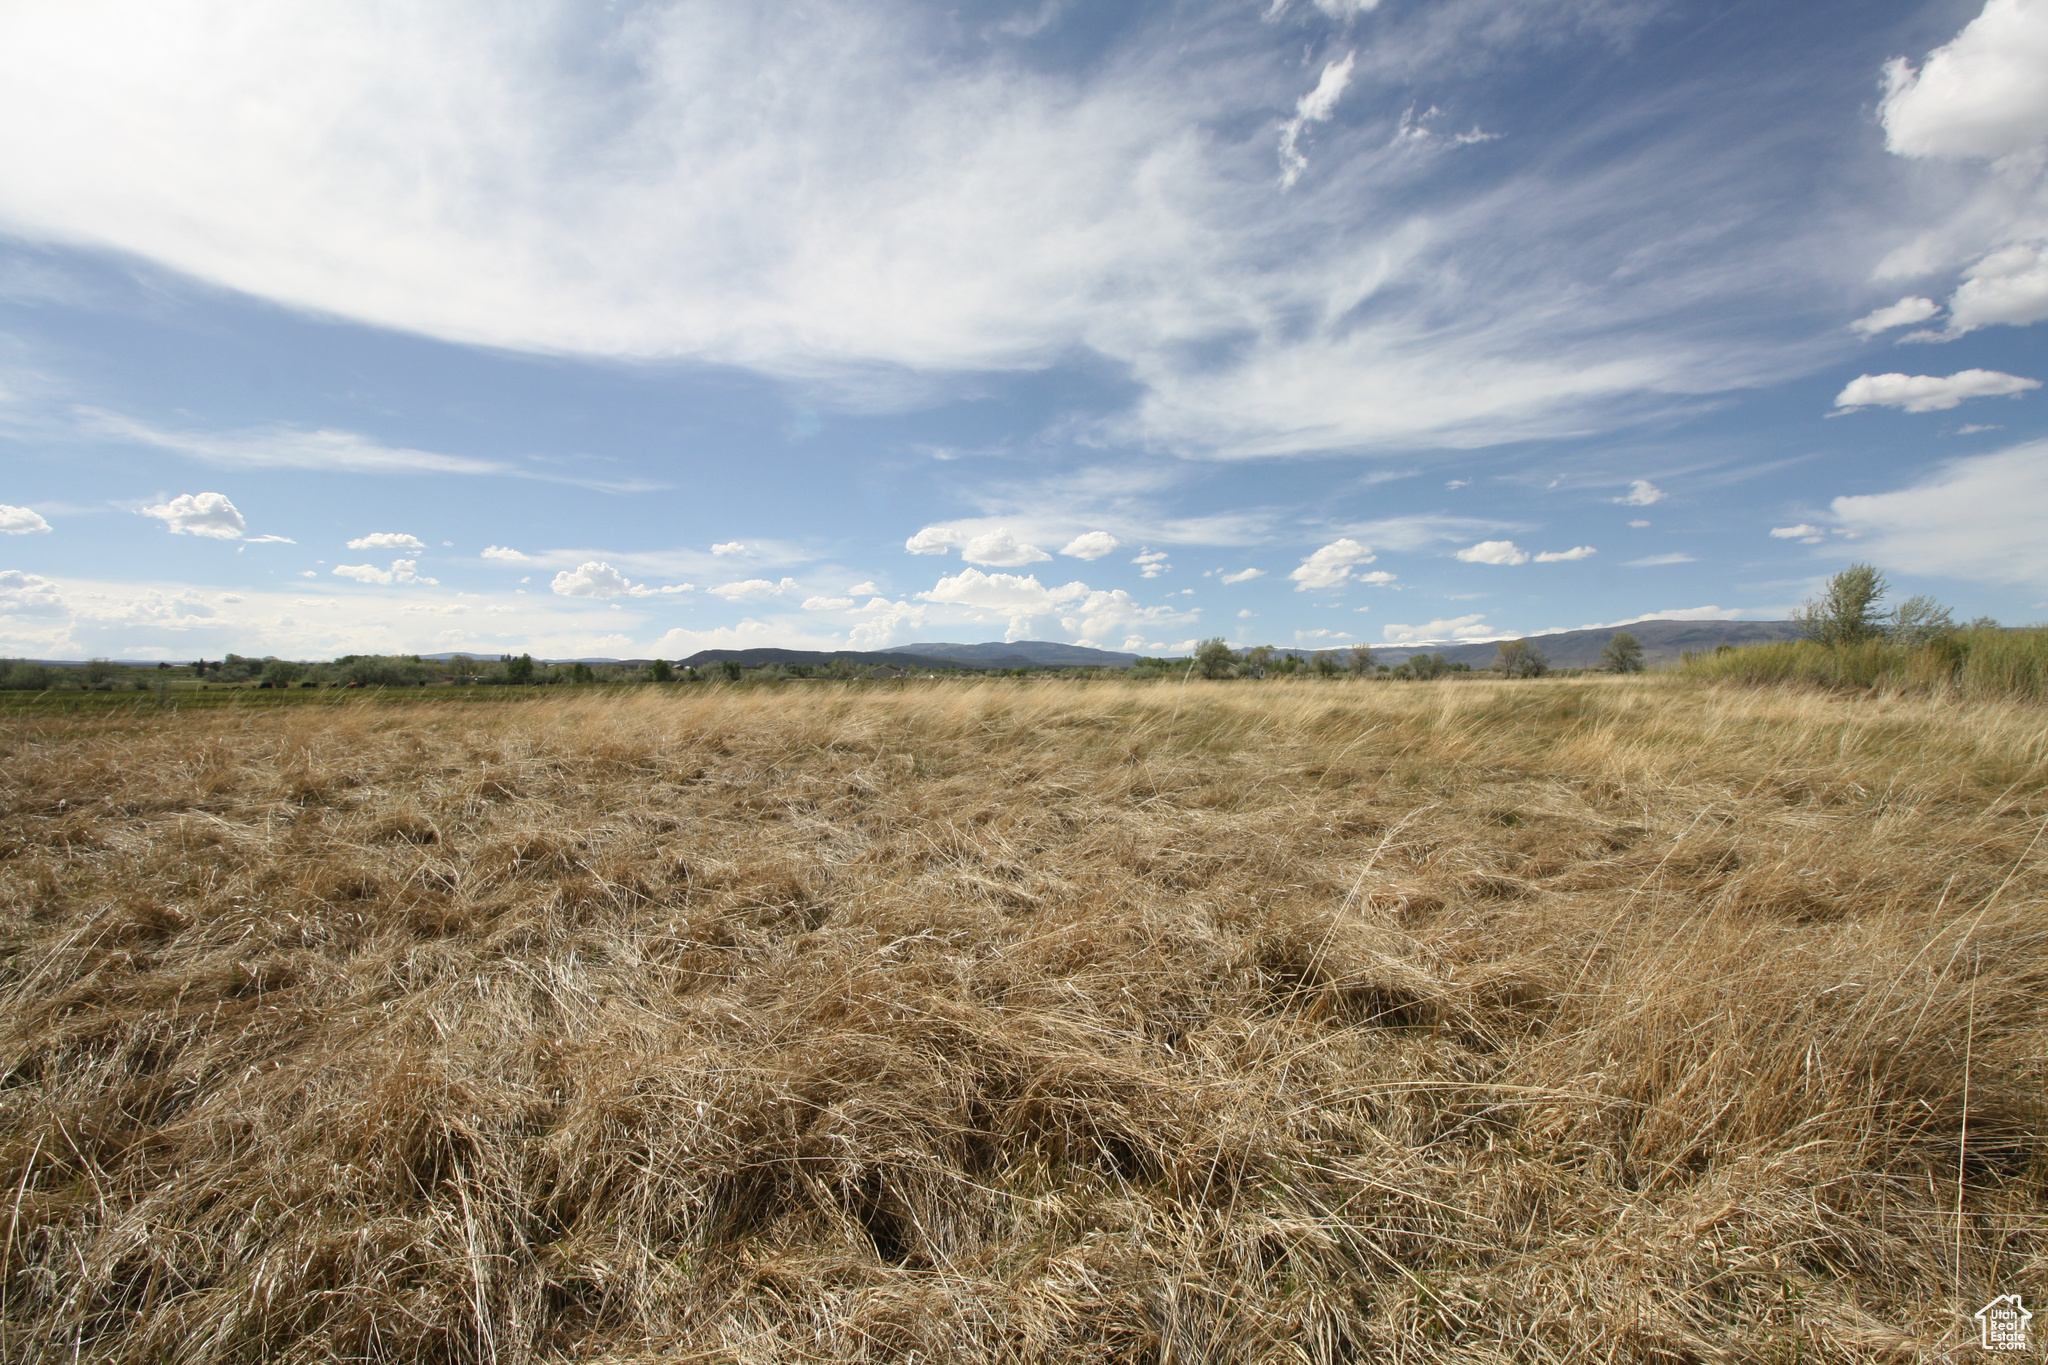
[347,531,425,550]
[708,577,798,600]
[1383,615,1495,644]
[846,581,879,595]
[1355,570,1396,585]
[481,544,529,561]
[801,595,854,610]
[1946,243,2048,333]
[1830,439,2048,586]
[960,529,1050,568]
[1454,539,1529,566]
[1880,0,2048,162]
[1614,480,1664,506]
[1833,369,2039,413]
[848,597,928,650]
[1533,545,1596,562]
[905,527,960,556]
[1219,567,1264,584]
[334,558,438,586]
[1057,588,1190,650]
[551,561,636,598]
[711,541,747,555]
[1059,531,1119,560]
[1850,296,1940,337]
[917,568,1086,615]
[142,491,244,539]
[0,569,66,617]
[551,560,693,598]
[1277,52,1354,189]
[1290,538,1375,590]
[1132,549,1170,579]
[1771,523,1828,542]
[0,505,51,535]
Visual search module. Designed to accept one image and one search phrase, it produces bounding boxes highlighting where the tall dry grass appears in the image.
[0,677,2042,1363]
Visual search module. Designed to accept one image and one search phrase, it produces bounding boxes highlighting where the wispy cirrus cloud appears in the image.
[0,0,1883,460]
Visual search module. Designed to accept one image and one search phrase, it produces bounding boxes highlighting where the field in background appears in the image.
[0,677,2043,1362]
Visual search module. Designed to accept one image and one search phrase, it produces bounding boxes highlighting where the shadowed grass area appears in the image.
[0,677,2043,1362]
[1678,626,2048,703]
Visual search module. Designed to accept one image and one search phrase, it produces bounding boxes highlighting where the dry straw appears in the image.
[0,676,2042,1362]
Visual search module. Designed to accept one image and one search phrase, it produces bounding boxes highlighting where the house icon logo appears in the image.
[1976,1294,2033,1352]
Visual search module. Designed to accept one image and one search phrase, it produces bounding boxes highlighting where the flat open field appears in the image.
[1,678,2043,1363]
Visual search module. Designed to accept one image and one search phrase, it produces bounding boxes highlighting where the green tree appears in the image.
[1598,631,1645,673]
[647,658,674,682]
[1311,652,1340,678]
[1793,563,1887,645]
[81,658,118,688]
[1887,595,1956,647]
[503,653,536,685]
[1240,644,1275,679]
[720,659,744,682]
[1194,637,1237,679]
[1347,644,1374,676]
[1493,639,1549,678]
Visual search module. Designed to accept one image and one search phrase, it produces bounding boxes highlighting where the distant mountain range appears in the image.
[21,625,1800,672]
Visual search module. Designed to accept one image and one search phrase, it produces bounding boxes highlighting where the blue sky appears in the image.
[1,0,2043,660]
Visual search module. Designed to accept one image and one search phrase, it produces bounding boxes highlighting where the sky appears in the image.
[0,0,2044,662]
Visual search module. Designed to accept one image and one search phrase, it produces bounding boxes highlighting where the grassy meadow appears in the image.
[0,675,2043,1362]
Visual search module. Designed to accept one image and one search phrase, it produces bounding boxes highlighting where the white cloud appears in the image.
[1059,531,1119,560]
[1132,548,1171,579]
[347,531,425,550]
[848,597,928,650]
[1533,545,1596,562]
[1219,567,1264,584]
[1770,523,1827,542]
[708,577,798,600]
[1832,369,2039,413]
[1445,478,1470,489]
[142,492,245,539]
[1238,608,1255,618]
[1830,438,2048,586]
[1290,537,1376,590]
[87,410,510,477]
[711,541,747,555]
[0,569,66,617]
[550,560,692,599]
[1946,243,2048,333]
[1614,480,1664,506]
[1628,518,1651,528]
[1625,553,1695,566]
[0,505,52,535]
[481,544,529,561]
[1355,570,1396,585]
[0,2,1882,462]
[918,567,1086,615]
[1383,615,1495,644]
[846,580,879,595]
[1455,539,1529,566]
[1849,296,1940,337]
[905,527,959,556]
[960,529,1051,567]
[334,557,437,586]
[243,534,295,544]
[1880,0,2048,162]
[1278,52,1354,188]
[802,595,854,610]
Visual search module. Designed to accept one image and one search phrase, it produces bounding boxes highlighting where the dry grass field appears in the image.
[0,678,2043,1363]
